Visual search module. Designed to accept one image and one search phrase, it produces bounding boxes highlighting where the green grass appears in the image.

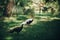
[0,17,60,40]
[0,11,60,40]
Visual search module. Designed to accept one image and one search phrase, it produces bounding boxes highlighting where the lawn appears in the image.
[0,15,60,40]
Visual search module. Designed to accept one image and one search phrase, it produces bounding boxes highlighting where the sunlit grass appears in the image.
[4,17,16,22]
[5,37,13,40]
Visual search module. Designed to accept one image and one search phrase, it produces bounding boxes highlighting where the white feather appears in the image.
[21,18,33,25]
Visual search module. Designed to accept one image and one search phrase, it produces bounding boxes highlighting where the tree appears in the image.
[3,0,14,17]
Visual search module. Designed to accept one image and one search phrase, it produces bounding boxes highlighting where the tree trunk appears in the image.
[3,0,14,17]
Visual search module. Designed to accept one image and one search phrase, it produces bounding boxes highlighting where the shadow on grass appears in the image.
[17,15,28,20]
[0,17,9,40]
